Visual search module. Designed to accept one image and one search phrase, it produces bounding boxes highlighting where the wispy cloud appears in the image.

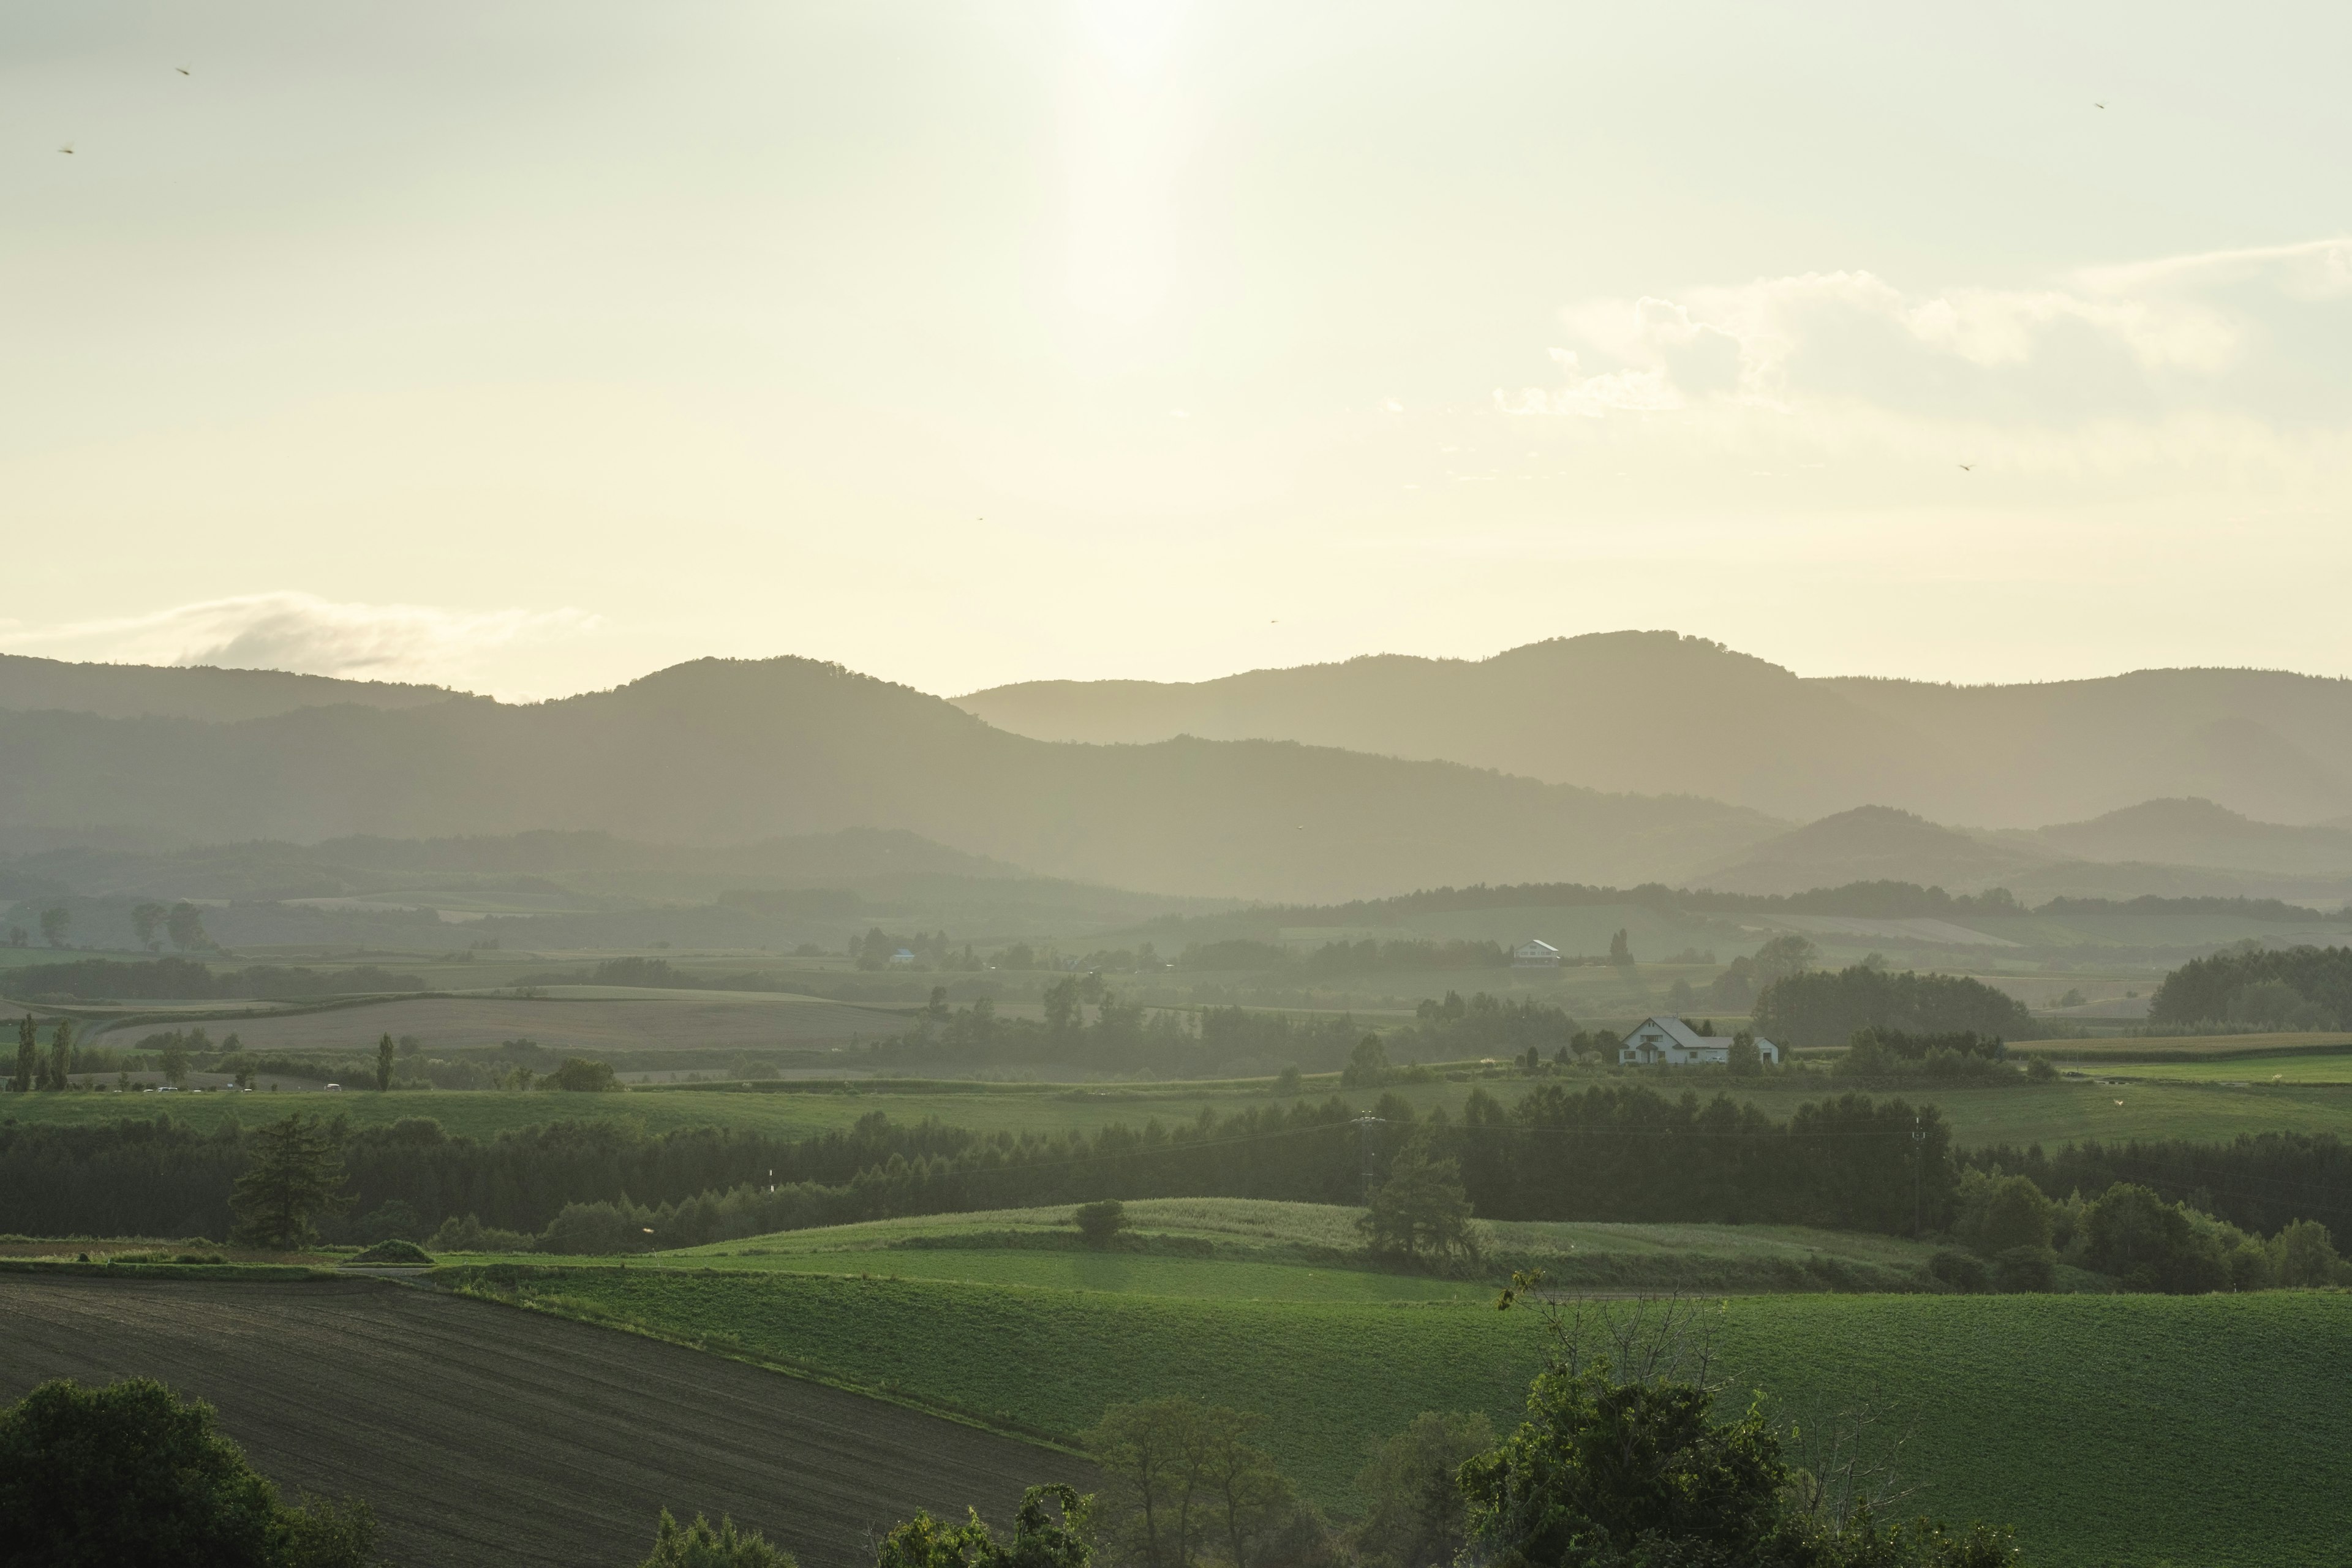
[1498,236,2352,436]
[0,592,600,688]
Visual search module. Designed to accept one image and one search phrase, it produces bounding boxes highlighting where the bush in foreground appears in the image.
[636,1510,796,1568]
[0,1377,375,1567]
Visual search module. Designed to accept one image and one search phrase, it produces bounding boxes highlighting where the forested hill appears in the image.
[0,657,1779,902]
[957,631,2352,829]
[0,652,460,723]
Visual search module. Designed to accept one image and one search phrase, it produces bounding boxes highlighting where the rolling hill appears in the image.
[0,656,1781,902]
[957,631,2352,829]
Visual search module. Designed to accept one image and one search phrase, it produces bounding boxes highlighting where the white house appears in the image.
[1618,1016,1779,1067]
[1513,938,1561,968]
[887,948,918,967]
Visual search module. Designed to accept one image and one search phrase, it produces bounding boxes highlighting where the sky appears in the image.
[2,1,2348,701]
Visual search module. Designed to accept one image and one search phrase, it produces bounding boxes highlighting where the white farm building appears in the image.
[1618,1015,1779,1067]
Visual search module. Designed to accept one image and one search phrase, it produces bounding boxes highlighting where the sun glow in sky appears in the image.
[3,1,2349,698]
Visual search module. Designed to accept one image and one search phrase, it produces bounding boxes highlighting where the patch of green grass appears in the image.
[480,1200,1936,1298]
[2089,1050,2352,1085]
[455,1267,2351,1568]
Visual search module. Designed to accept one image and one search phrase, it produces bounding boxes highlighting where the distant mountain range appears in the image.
[1696,802,2352,901]
[958,631,2352,828]
[4,643,2346,908]
[0,655,1776,902]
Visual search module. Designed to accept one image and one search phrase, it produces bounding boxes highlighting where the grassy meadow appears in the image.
[454,1249,2352,1568]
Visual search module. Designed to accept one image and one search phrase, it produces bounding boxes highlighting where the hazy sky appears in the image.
[4,2,2348,699]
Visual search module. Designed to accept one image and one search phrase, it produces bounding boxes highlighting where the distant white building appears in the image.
[1513,939,1561,968]
[888,948,918,967]
[1618,1015,1779,1067]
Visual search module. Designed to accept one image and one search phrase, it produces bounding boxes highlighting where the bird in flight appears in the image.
[56,143,73,154]
[1957,464,1973,471]
[176,67,190,75]
[2093,102,2105,109]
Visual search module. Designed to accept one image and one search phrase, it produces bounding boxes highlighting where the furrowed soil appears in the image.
[0,1274,1084,1568]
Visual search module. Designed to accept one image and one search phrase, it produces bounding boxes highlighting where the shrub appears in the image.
[1929,1249,1989,1293]
[543,1057,618,1093]
[347,1238,434,1265]
[1990,1245,2057,1294]
[636,1509,796,1568]
[1072,1200,1128,1250]
[0,1378,375,1567]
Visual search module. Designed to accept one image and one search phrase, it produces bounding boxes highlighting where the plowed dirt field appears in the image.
[0,1274,1084,1567]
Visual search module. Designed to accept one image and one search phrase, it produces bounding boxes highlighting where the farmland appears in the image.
[0,1273,1085,1568]
[510,1197,1947,1297]
[466,1259,2352,1568]
[74,987,911,1057]
[11,1071,2352,1152]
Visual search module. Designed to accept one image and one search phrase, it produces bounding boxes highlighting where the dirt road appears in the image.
[0,1274,1088,1567]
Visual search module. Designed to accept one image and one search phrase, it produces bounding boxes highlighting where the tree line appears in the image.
[0,1084,1956,1246]
[0,957,426,1003]
[2146,943,2352,1030]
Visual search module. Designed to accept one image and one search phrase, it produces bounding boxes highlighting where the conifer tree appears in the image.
[43,1019,73,1091]
[10,1015,32,1093]
[228,1116,350,1251]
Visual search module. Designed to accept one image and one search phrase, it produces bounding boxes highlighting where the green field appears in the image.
[495,1199,1945,1297]
[2086,1050,2352,1085]
[12,1072,2352,1150]
[458,1259,2352,1568]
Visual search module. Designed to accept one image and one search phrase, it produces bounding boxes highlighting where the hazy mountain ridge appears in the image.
[1694,801,2352,903]
[0,652,465,723]
[0,655,1783,902]
[957,631,2352,828]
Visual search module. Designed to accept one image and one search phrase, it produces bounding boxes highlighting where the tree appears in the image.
[1953,1174,2053,1259]
[1360,1142,1476,1265]
[131,902,169,952]
[160,1039,192,1089]
[1074,1200,1129,1249]
[1088,1401,1312,1568]
[0,1376,374,1567]
[1751,933,1819,986]
[11,1014,33,1093]
[2271,1219,2344,1286]
[1607,929,1632,966]
[1341,1033,1389,1088]
[166,902,211,952]
[873,1485,1090,1568]
[228,1115,351,1251]
[375,1034,395,1092]
[39,906,70,949]
[1352,1411,1493,1568]
[636,1509,797,1568]
[44,1017,74,1091]
[545,1057,617,1091]
[1727,1030,1762,1076]
[1463,1292,2022,1567]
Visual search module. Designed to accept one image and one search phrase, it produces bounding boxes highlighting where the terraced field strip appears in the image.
[0,1275,1085,1568]
[483,1269,2352,1568]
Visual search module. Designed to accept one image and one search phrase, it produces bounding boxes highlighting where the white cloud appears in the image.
[0,592,600,688]
[1499,237,2352,431]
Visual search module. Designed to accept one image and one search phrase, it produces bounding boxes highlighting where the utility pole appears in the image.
[1355,1115,1387,1207]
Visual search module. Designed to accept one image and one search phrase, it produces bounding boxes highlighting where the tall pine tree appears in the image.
[10,1016,32,1093]
[228,1116,350,1251]
[43,1019,73,1091]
